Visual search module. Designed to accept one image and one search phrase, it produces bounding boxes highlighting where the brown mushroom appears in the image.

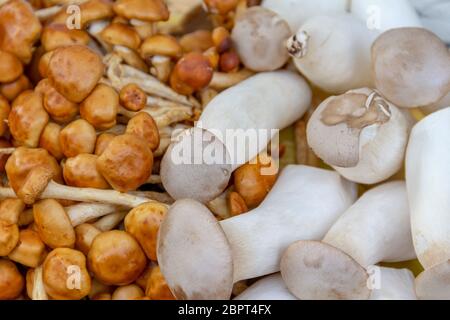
[124,202,167,261]
[48,45,104,103]
[140,34,182,59]
[203,0,239,15]
[0,258,24,300]
[51,0,114,28]
[100,23,141,50]
[0,138,11,173]
[0,0,42,64]
[0,220,19,256]
[41,23,90,52]
[119,83,147,112]
[8,229,46,267]
[38,51,53,78]
[145,265,175,300]
[9,90,49,147]
[80,83,118,130]
[95,132,115,156]
[0,75,31,102]
[63,154,110,189]
[74,223,101,255]
[0,95,10,137]
[113,0,169,22]
[0,198,25,225]
[179,30,214,53]
[59,119,97,157]
[88,230,147,285]
[212,26,232,54]
[39,79,79,123]
[42,248,91,300]
[33,199,76,248]
[97,134,153,192]
[125,112,160,151]
[0,50,23,83]
[39,122,64,160]
[112,284,144,300]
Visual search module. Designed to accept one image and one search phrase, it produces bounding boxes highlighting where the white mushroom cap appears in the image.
[234,274,297,300]
[307,88,413,184]
[369,267,417,300]
[280,241,370,300]
[415,260,450,300]
[157,199,233,300]
[406,107,450,269]
[323,181,416,268]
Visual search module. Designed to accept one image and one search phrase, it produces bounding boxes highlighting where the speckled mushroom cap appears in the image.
[113,0,170,22]
[157,199,234,300]
[280,241,370,300]
[48,45,104,103]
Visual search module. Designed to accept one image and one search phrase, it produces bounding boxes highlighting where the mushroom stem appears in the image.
[118,105,192,128]
[34,6,62,21]
[209,69,254,90]
[93,211,128,231]
[234,274,297,300]
[31,265,48,300]
[66,203,119,227]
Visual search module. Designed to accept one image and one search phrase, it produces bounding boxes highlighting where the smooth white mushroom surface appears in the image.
[234,274,297,300]
[369,267,417,300]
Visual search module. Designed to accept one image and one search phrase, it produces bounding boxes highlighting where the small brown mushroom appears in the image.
[125,112,160,151]
[179,30,214,53]
[145,265,175,300]
[9,90,49,147]
[100,23,141,50]
[38,51,53,78]
[95,132,115,156]
[41,23,90,52]
[42,248,91,300]
[0,95,11,137]
[124,202,167,260]
[203,0,239,15]
[140,34,182,59]
[119,83,147,112]
[51,0,114,28]
[33,199,76,248]
[0,258,24,300]
[0,198,25,225]
[74,223,101,255]
[59,119,97,157]
[8,229,46,267]
[80,84,118,130]
[113,0,169,22]
[0,50,23,83]
[39,122,64,160]
[0,0,42,64]
[112,284,144,300]
[97,134,153,192]
[0,75,31,102]
[88,230,147,285]
[39,79,79,123]
[63,154,109,189]
[0,220,19,256]
[48,45,104,103]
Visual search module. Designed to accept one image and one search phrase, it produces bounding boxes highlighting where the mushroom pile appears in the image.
[0,0,449,301]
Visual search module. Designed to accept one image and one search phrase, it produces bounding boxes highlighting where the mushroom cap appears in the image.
[39,122,64,160]
[63,154,110,189]
[119,83,147,112]
[415,260,450,300]
[372,27,450,108]
[41,23,91,52]
[0,0,42,64]
[0,220,19,256]
[234,273,297,300]
[59,119,97,157]
[280,241,370,300]
[145,265,176,300]
[140,34,182,58]
[38,79,78,124]
[48,45,104,103]
[125,112,160,151]
[157,199,234,300]
[0,74,31,102]
[100,23,141,50]
[231,7,290,72]
[113,0,170,22]
[80,83,118,130]
[0,258,24,300]
[0,50,23,83]
[8,229,46,268]
[51,0,114,28]
[96,133,153,192]
[160,127,232,203]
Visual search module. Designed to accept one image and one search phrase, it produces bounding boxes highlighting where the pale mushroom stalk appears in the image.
[307,88,413,184]
[0,180,158,208]
[93,211,128,231]
[234,274,297,300]
[31,265,48,300]
[150,55,172,83]
[113,45,147,72]
[66,203,118,226]
[118,105,192,129]
[369,267,417,300]
[280,181,415,300]
[157,165,357,299]
[406,107,450,299]
[209,69,254,91]
[34,6,62,21]
[161,71,312,203]
[287,14,378,94]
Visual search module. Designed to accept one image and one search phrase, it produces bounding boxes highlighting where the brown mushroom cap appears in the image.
[8,229,46,267]
[124,202,167,261]
[48,45,104,103]
[51,0,114,28]
[88,230,147,285]
[43,248,91,300]
[80,83,118,130]
[0,0,42,64]
[0,220,19,256]
[0,50,23,83]
[33,199,76,249]
[41,24,91,52]
[160,127,232,203]
[0,95,10,137]
[59,119,97,157]
[145,265,175,300]
[204,0,239,15]
[0,258,24,300]
[0,74,31,102]
[74,223,101,255]
[39,122,64,160]
[280,241,370,300]
[112,284,145,300]
[38,79,79,124]
[140,34,182,59]
[113,0,169,22]
[100,23,141,50]
[9,90,49,147]
[157,199,234,299]
[125,112,160,151]
[64,154,110,189]
[415,261,450,300]
[119,83,147,112]
[97,134,153,192]
[5,147,63,199]
[38,51,54,79]
[95,132,115,156]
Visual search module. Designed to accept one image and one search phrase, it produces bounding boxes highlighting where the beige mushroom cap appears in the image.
[415,261,450,300]
[113,0,170,22]
[280,241,370,300]
[157,199,234,300]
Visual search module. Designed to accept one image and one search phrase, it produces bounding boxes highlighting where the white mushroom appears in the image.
[287,14,378,94]
[280,181,415,300]
[261,0,349,33]
[406,107,450,299]
[351,0,422,32]
[161,71,312,203]
[307,88,413,184]
[234,274,297,300]
[157,165,357,299]
[369,267,417,300]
